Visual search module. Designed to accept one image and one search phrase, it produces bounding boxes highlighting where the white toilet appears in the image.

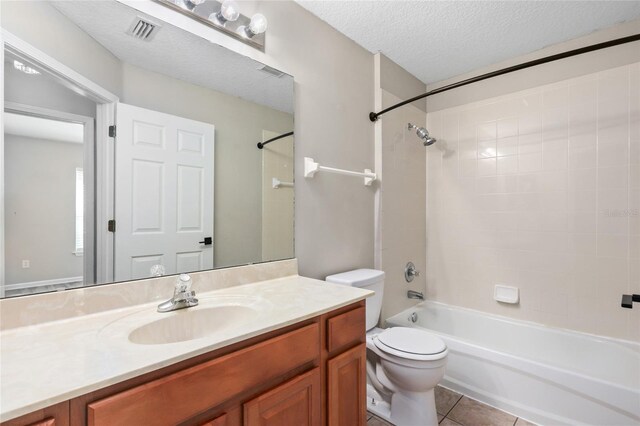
[326,269,447,426]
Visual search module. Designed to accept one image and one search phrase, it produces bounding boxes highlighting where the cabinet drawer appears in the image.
[87,323,319,426]
[1,402,69,426]
[326,307,365,353]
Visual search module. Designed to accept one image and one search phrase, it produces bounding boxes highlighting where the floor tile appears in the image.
[438,414,444,423]
[440,418,463,426]
[515,418,537,426]
[448,397,516,426]
[367,415,393,426]
[435,385,463,416]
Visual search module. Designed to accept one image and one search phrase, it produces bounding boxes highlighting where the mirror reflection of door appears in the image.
[3,107,95,297]
[114,103,215,282]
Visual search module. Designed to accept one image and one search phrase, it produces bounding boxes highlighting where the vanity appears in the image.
[0,2,371,424]
[0,261,372,426]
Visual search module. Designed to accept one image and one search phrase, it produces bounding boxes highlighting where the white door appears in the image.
[114,103,214,282]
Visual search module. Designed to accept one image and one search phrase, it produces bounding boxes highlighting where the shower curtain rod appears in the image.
[369,33,640,122]
[257,131,294,149]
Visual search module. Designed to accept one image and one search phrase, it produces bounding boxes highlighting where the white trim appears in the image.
[4,102,95,125]
[1,30,119,295]
[4,276,84,292]
[4,102,97,285]
[0,28,5,298]
[2,30,118,104]
[95,103,115,284]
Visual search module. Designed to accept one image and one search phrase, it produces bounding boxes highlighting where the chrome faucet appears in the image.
[157,274,199,313]
[407,290,424,300]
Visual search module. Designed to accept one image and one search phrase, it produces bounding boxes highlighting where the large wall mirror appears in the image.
[1,0,294,298]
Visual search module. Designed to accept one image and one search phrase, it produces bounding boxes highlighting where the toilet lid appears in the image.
[374,327,447,360]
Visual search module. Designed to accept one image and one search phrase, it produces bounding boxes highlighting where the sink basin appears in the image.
[128,305,260,345]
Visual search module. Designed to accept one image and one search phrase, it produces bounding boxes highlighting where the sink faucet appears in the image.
[157,274,199,313]
[407,290,424,300]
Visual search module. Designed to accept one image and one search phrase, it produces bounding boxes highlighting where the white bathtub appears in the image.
[386,301,640,426]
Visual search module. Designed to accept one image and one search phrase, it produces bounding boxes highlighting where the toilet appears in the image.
[326,269,447,426]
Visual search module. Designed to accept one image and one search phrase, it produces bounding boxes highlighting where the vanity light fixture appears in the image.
[13,60,40,75]
[156,0,268,50]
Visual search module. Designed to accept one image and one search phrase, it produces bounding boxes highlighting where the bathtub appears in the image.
[386,301,640,426]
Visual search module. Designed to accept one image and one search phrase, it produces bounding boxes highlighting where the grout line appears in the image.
[443,393,464,419]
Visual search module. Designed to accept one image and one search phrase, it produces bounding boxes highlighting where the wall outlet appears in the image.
[21,260,30,269]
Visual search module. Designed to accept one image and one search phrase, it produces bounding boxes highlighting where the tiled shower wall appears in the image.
[425,63,639,341]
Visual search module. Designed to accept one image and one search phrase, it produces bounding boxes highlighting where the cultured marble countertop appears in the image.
[0,276,372,421]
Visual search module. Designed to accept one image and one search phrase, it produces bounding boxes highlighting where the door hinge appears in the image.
[108,220,116,233]
[108,125,116,138]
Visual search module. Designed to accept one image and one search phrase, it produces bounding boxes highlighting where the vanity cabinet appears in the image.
[1,301,365,426]
[1,402,69,426]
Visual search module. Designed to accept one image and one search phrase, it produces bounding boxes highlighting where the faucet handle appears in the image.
[175,274,192,294]
[404,262,420,282]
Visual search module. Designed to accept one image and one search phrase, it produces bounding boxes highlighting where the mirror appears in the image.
[1,0,294,298]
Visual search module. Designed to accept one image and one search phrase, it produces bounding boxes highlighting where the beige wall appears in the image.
[261,131,294,263]
[4,135,83,284]
[425,62,639,342]
[4,60,97,118]
[122,0,377,280]
[1,1,123,98]
[120,63,293,268]
[374,54,428,321]
[3,0,375,280]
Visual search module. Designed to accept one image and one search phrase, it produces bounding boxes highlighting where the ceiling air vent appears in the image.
[257,65,285,78]
[127,17,160,41]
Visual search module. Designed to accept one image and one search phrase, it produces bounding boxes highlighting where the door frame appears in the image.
[4,102,96,286]
[0,29,119,295]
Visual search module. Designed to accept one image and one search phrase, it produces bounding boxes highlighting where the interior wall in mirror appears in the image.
[1,0,294,298]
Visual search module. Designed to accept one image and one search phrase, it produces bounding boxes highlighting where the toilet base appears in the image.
[366,383,393,423]
[366,383,439,426]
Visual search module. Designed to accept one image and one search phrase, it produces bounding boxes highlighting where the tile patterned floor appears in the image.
[366,385,537,426]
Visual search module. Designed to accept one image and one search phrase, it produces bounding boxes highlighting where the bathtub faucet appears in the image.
[407,290,424,300]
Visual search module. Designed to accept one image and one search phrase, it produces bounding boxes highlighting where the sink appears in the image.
[128,305,260,345]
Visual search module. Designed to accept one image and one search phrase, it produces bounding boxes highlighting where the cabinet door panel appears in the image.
[28,420,55,426]
[327,344,366,426]
[244,368,320,426]
[87,324,319,426]
[200,413,227,426]
[0,402,69,426]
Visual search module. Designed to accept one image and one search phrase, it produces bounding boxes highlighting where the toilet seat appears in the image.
[374,327,447,361]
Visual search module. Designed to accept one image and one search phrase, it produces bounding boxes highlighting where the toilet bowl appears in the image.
[326,269,447,426]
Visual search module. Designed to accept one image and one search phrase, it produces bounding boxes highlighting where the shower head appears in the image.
[408,123,437,146]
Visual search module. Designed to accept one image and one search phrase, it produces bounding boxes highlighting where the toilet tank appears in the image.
[325,269,384,331]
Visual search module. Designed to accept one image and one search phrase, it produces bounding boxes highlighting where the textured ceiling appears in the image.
[52,1,293,113]
[297,1,640,84]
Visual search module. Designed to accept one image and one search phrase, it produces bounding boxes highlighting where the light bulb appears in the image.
[220,0,239,21]
[210,0,239,24]
[248,13,267,35]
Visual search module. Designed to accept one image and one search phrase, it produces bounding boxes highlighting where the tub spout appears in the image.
[407,290,424,300]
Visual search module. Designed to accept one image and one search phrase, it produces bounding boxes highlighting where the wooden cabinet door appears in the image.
[327,344,366,426]
[0,402,69,426]
[244,368,321,426]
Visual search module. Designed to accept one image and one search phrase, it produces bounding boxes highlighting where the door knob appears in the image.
[199,237,213,245]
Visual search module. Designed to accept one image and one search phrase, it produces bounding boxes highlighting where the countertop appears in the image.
[0,275,372,421]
